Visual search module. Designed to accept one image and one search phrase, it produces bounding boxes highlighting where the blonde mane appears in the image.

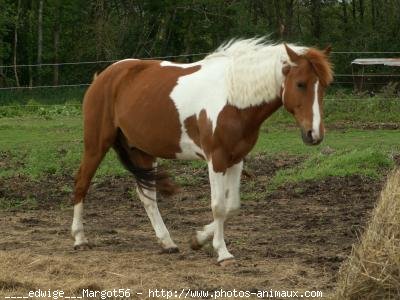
[205,38,308,108]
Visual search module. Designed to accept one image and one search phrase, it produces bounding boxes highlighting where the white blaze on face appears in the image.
[281,83,285,104]
[312,80,321,140]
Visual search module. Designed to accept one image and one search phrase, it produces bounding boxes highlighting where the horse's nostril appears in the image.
[307,130,313,140]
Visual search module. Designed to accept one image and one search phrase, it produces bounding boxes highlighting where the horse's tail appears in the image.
[113,129,178,197]
[92,72,99,81]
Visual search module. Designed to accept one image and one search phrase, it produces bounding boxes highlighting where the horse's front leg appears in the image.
[191,161,243,251]
[206,161,243,265]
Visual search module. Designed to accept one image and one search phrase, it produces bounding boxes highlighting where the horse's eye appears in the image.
[297,82,306,89]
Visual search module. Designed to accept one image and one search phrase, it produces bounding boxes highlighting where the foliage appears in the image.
[0,86,85,105]
[1,0,400,89]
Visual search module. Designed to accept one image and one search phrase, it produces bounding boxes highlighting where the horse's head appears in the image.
[281,44,333,145]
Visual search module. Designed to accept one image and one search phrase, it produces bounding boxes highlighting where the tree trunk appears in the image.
[263,1,274,31]
[341,0,348,24]
[0,59,5,87]
[28,0,34,87]
[284,0,294,39]
[273,0,283,39]
[359,0,364,22]
[13,0,21,87]
[94,0,106,60]
[296,0,303,35]
[37,0,43,84]
[310,0,321,41]
[53,2,61,85]
[371,0,375,26]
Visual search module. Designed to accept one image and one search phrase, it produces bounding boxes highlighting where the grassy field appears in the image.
[1,93,399,190]
[0,91,400,298]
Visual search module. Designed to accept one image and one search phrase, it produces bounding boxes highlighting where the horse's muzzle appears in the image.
[301,129,323,146]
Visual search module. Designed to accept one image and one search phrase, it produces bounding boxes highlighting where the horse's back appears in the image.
[82,57,228,159]
[89,59,201,158]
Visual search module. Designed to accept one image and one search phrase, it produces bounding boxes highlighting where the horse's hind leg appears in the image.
[137,184,179,253]
[72,152,104,249]
[132,152,178,253]
[72,123,115,249]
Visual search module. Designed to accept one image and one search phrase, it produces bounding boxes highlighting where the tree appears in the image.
[52,0,61,85]
[0,0,400,88]
[37,0,43,84]
[13,0,21,87]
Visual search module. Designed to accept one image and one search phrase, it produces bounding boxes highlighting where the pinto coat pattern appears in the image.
[71,38,333,265]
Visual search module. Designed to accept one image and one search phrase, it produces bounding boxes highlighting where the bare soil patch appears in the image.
[0,155,382,299]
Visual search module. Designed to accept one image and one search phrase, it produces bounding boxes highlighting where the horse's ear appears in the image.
[284,43,300,63]
[323,45,332,56]
[282,64,290,76]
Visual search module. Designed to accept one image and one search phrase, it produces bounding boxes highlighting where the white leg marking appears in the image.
[137,186,177,250]
[196,221,215,245]
[312,80,320,140]
[196,161,243,248]
[206,161,243,262]
[71,202,88,247]
[224,161,243,216]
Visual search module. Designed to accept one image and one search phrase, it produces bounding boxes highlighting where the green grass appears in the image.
[267,97,400,126]
[1,114,399,187]
[0,116,126,179]
[254,128,400,156]
[0,92,399,189]
[270,148,394,190]
[0,197,38,211]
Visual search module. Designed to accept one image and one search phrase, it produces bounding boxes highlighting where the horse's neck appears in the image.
[239,97,283,131]
[214,98,283,164]
[225,49,286,109]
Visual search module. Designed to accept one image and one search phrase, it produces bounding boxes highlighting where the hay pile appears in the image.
[334,168,400,299]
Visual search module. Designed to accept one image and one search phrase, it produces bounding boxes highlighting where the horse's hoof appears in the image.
[190,235,203,251]
[160,246,180,254]
[217,258,236,267]
[74,243,92,250]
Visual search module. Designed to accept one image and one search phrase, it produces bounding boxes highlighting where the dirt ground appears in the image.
[0,155,383,299]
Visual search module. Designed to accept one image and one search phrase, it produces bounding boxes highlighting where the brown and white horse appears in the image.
[71,38,333,265]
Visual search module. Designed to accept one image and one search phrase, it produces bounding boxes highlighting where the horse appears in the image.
[71,38,333,266]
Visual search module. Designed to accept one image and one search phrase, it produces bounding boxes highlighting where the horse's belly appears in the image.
[176,133,205,160]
